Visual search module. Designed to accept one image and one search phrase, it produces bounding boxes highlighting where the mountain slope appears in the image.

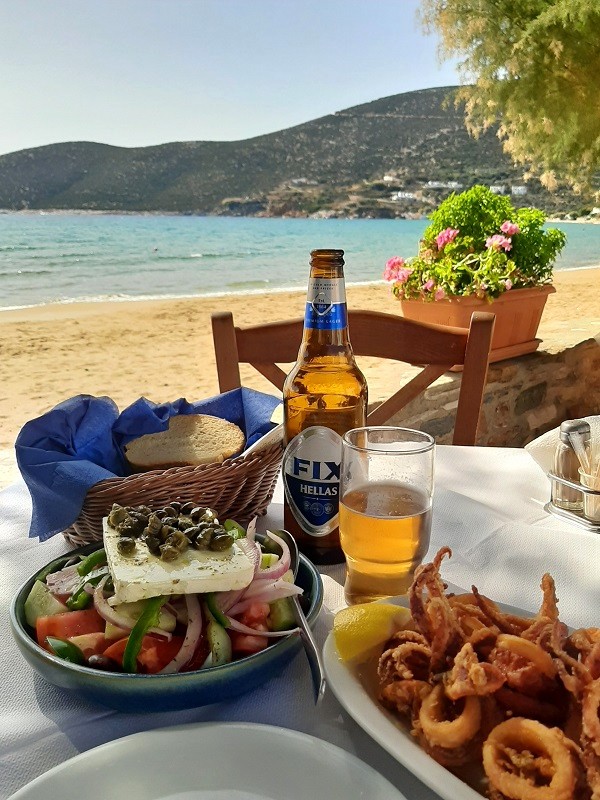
[0,87,589,216]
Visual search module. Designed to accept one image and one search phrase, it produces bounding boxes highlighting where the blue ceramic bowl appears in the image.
[10,540,323,713]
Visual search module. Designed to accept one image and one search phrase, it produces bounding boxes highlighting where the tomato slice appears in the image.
[230,603,271,656]
[230,631,269,655]
[103,635,185,674]
[36,609,105,651]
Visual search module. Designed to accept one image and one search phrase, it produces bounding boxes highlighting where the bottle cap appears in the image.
[559,419,591,443]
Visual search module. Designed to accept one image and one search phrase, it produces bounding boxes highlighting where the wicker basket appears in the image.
[63,437,284,547]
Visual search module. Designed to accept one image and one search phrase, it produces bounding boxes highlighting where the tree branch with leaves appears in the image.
[419,0,600,193]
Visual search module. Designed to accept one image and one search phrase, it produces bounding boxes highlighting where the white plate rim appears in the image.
[8,720,408,800]
[323,584,540,800]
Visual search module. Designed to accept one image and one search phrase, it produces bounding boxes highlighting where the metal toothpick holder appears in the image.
[545,472,600,533]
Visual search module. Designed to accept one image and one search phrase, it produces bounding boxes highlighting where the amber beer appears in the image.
[339,427,435,604]
[283,249,367,564]
[339,482,431,604]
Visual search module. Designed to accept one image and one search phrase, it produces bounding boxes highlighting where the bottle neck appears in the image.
[301,251,351,353]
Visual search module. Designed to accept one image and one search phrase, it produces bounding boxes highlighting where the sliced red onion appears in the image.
[228,585,303,617]
[246,517,257,542]
[159,593,203,674]
[242,577,303,601]
[215,587,246,614]
[257,530,291,580]
[237,537,262,573]
[46,564,81,596]
[225,616,299,637]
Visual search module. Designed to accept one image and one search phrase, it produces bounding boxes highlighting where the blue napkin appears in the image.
[15,388,281,542]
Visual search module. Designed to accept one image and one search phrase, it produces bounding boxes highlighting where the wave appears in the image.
[0,267,53,277]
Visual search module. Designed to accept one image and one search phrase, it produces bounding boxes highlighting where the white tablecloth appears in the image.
[1,446,598,799]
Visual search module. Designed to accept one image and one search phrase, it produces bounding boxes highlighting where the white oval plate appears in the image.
[8,721,407,800]
[323,587,539,800]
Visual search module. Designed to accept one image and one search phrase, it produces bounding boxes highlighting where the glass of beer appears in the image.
[339,427,435,605]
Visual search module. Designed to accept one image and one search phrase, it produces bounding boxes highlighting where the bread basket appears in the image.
[63,426,284,547]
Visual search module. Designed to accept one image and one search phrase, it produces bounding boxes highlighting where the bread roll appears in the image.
[124,414,246,471]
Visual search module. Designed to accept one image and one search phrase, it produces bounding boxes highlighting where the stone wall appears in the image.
[381,336,600,446]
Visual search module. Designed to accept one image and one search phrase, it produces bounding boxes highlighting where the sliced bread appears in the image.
[124,414,246,471]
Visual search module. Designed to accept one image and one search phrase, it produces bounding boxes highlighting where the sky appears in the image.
[0,0,460,157]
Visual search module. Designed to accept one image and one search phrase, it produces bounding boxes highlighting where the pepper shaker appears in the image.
[551,420,591,511]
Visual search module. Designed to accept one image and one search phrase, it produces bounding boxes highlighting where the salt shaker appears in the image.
[551,420,591,511]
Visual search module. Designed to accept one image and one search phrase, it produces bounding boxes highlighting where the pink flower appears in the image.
[384,256,406,281]
[436,228,459,249]
[486,234,512,252]
[422,279,435,291]
[504,279,513,290]
[500,221,520,236]
[434,287,446,300]
[396,267,413,284]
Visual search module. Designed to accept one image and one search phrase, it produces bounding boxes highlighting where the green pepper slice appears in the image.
[223,519,246,540]
[46,636,86,665]
[66,569,108,610]
[77,548,107,577]
[122,595,167,674]
[204,592,230,628]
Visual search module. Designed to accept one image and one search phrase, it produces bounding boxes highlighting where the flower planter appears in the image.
[398,285,556,363]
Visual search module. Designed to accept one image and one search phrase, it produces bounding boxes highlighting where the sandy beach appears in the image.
[1,268,599,489]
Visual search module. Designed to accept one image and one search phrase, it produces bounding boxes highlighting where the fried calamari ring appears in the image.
[482,718,580,800]
[418,683,481,750]
[496,634,557,679]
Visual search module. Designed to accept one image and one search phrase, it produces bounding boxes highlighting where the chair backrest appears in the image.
[211,309,495,446]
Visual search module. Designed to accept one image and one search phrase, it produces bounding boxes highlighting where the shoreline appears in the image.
[1,265,599,315]
[1,267,598,490]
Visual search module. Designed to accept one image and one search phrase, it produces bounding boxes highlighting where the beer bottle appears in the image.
[282,249,367,564]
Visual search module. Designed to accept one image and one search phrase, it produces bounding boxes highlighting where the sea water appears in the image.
[0,213,598,311]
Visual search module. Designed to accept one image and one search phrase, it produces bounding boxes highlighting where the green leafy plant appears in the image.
[384,185,567,302]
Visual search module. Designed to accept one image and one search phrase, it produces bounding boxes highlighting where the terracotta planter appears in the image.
[398,285,556,363]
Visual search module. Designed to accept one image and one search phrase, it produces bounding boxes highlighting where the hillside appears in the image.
[0,87,593,217]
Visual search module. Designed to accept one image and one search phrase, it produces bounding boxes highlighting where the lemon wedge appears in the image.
[333,603,412,664]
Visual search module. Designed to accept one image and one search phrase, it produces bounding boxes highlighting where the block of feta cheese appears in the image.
[103,517,255,604]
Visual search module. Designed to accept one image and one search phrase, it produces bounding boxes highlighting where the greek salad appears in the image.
[24,503,303,675]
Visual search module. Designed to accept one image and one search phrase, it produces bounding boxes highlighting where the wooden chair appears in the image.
[211,310,495,446]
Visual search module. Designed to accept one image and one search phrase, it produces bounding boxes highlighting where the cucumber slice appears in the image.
[206,617,232,666]
[24,580,68,627]
[268,597,297,631]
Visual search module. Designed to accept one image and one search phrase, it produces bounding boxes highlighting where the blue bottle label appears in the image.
[304,277,347,330]
[283,426,343,537]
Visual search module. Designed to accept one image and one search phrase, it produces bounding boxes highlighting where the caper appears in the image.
[146,513,163,534]
[160,524,177,542]
[162,516,179,528]
[116,518,136,537]
[160,544,179,561]
[180,501,195,515]
[162,505,178,518]
[178,516,193,531]
[117,536,136,555]
[190,507,204,521]
[144,534,161,555]
[88,654,121,672]
[200,508,218,524]
[193,527,213,549]
[135,505,152,516]
[169,501,182,513]
[108,505,128,527]
[165,530,188,552]
[210,531,234,551]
